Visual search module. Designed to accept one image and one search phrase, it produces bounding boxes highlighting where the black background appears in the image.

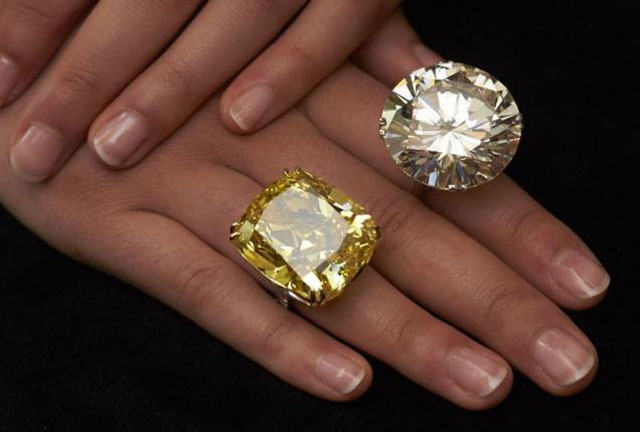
[2,1,639,431]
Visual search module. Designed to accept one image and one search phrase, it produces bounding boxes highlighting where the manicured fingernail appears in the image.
[0,53,19,105]
[92,111,148,167]
[315,354,365,395]
[228,85,275,131]
[10,124,64,182]
[448,347,508,397]
[533,328,595,386]
[412,43,439,66]
[550,249,610,298]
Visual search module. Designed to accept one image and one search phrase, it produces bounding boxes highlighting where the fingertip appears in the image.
[0,53,19,107]
[314,351,373,402]
[554,289,608,312]
[446,347,513,410]
[89,110,150,168]
[531,327,599,396]
[221,84,276,134]
[10,123,65,182]
[549,248,610,309]
[544,354,599,397]
[412,43,442,68]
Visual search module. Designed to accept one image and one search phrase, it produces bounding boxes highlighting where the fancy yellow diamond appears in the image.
[380,61,523,191]
[230,168,379,307]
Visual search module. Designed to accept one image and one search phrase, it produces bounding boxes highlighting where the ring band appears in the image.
[230,168,379,307]
[380,61,523,193]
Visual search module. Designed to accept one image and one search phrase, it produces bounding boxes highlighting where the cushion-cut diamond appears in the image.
[231,168,379,306]
[380,61,523,191]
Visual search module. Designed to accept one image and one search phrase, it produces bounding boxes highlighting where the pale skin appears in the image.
[0,4,610,409]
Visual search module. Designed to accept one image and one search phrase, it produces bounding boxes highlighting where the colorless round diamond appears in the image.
[380,61,523,191]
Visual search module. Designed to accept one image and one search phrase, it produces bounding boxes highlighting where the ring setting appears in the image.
[380,61,523,192]
[231,168,379,307]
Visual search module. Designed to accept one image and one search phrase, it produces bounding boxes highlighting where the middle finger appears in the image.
[143,146,513,409]
[215,107,599,395]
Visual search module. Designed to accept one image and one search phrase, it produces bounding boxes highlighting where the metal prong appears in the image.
[283,168,291,175]
[379,118,387,138]
[277,288,290,309]
[229,221,241,240]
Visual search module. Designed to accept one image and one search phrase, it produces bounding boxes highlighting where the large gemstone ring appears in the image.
[230,168,379,307]
[379,61,523,192]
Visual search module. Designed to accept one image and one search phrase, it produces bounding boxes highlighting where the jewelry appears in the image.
[380,61,523,193]
[230,168,379,307]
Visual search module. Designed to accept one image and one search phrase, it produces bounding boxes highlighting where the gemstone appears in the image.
[380,61,523,191]
[230,168,379,306]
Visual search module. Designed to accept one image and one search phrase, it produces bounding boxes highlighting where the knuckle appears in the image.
[496,205,545,244]
[11,0,55,23]
[379,312,425,352]
[477,284,533,330]
[176,258,234,313]
[259,319,297,357]
[369,192,420,248]
[155,59,197,102]
[54,60,106,102]
[282,42,319,76]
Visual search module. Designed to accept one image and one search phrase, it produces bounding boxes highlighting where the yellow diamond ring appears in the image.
[380,61,523,193]
[230,168,379,307]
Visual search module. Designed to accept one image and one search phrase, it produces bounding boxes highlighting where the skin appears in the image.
[0,0,402,179]
[0,13,609,409]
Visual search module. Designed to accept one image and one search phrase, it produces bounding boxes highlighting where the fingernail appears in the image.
[0,53,19,105]
[92,111,148,167]
[412,43,439,67]
[533,328,595,386]
[10,124,64,182]
[228,85,275,131]
[448,347,508,397]
[550,249,610,298]
[315,354,365,395]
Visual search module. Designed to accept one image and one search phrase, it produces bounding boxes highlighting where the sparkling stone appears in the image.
[380,61,523,191]
[231,168,379,306]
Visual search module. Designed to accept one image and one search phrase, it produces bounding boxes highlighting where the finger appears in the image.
[0,0,93,106]
[212,106,599,396]
[8,0,202,182]
[302,63,610,309]
[87,0,306,168]
[147,162,513,409]
[424,176,610,309]
[359,23,611,307]
[219,0,400,134]
[83,210,372,401]
[352,10,442,86]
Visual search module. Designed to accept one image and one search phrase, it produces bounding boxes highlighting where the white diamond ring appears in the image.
[379,61,523,193]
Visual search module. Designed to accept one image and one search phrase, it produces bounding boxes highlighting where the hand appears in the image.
[0,0,413,181]
[0,27,607,411]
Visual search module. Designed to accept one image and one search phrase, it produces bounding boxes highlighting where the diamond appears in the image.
[380,61,523,191]
[230,168,379,306]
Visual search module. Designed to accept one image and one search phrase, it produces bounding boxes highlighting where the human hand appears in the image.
[0,25,608,411]
[0,0,414,181]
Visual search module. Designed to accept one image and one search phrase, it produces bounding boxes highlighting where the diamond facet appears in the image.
[230,168,379,306]
[380,61,523,191]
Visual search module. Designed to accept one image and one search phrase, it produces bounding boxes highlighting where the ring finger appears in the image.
[301,63,610,310]
[147,163,513,409]
[211,108,599,395]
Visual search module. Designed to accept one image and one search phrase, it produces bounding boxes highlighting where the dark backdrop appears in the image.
[2,1,639,431]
